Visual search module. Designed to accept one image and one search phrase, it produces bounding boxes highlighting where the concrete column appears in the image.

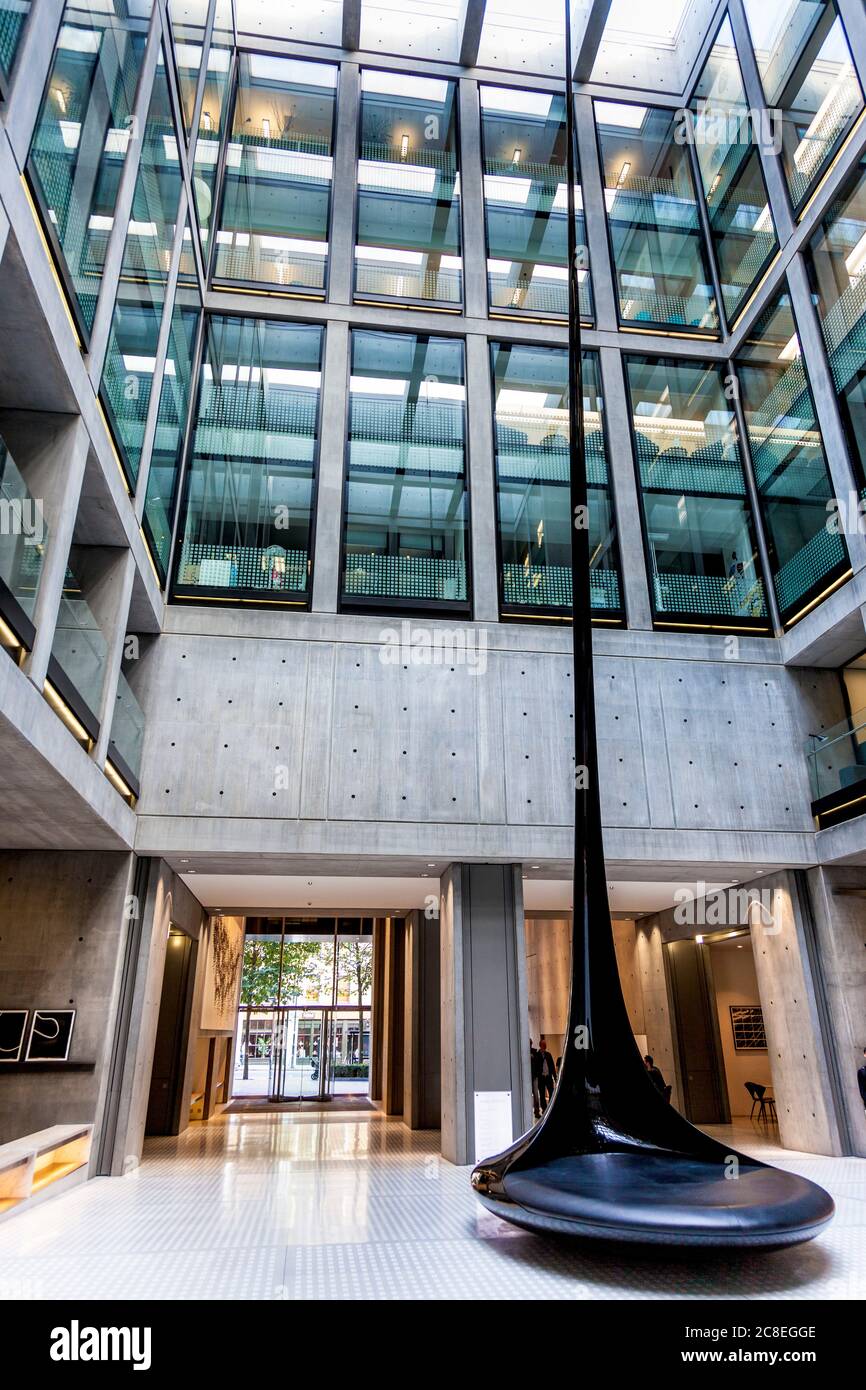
[311,319,350,613]
[4,413,91,690]
[598,347,653,628]
[439,863,531,1165]
[369,917,386,1103]
[380,916,405,1115]
[458,78,488,322]
[802,866,866,1157]
[786,253,866,576]
[574,93,618,333]
[327,62,360,306]
[748,869,845,1155]
[402,911,441,1129]
[2,0,64,168]
[464,332,499,622]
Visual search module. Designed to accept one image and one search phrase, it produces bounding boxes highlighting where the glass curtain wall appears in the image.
[806,154,866,491]
[175,314,322,602]
[736,288,849,622]
[595,101,719,334]
[49,545,110,738]
[689,16,778,324]
[142,276,201,582]
[0,435,46,647]
[27,0,153,337]
[342,330,469,609]
[743,0,863,212]
[491,343,620,619]
[625,355,768,627]
[0,0,29,81]
[214,54,336,293]
[99,49,184,488]
[192,0,233,257]
[480,84,591,320]
[355,71,462,306]
[167,0,207,141]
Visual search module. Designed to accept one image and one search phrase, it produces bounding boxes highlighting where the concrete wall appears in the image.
[0,849,134,1146]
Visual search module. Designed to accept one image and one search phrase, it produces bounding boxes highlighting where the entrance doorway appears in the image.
[232,918,373,1102]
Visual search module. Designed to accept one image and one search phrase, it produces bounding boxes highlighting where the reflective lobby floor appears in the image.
[0,1112,863,1300]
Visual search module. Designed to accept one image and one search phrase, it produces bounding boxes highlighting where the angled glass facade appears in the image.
[481,85,590,321]
[737,289,849,622]
[342,330,468,609]
[175,315,322,602]
[27,0,152,336]
[214,54,336,294]
[0,0,29,81]
[491,343,619,619]
[142,278,200,581]
[595,101,719,335]
[690,16,777,325]
[626,355,767,628]
[355,71,461,307]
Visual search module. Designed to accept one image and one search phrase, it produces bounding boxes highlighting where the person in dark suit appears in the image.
[644,1054,667,1095]
[858,1046,866,1109]
[538,1037,557,1112]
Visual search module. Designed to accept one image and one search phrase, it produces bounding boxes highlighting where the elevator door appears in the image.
[146,927,196,1135]
[666,939,728,1125]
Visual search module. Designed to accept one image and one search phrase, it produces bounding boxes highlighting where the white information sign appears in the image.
[474,1090,513,1164]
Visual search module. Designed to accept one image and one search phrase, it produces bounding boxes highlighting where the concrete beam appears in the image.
[342,0,362,52]
[573,0,612,84]
[457,0,487,69]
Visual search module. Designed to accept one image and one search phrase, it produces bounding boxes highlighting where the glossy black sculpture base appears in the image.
[473,1150,835,1249]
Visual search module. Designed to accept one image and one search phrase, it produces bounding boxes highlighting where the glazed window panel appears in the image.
[0,0,29,79]
[343,331,469,608]
[689,17,778,324]
[143,284,200,583]
[355,72,462,307]
[99,50,184,488]
[806,155,866,492]
[481,85,591,321]
[596,101,719,334]
[191,1,232,255]
[214,54,336,294]
[737,289,849,621]
[50,546,110,732]
[175,316,322,602]
[27,0,152,337]
[625,355,768,626]
[743,0,863,211]
[491,343,620,617]
[168,0,210,141]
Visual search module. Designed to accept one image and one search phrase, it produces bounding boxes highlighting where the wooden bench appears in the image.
[0,1124,92,1220]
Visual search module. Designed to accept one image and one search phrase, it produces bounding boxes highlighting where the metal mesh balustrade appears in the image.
[503,564,620,611]
[0,0,28,77]
[653,571,766,619]
[177,542,309,592]
[343,555,465,601]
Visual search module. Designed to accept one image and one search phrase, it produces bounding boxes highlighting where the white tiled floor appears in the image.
[0,1112,863,1300]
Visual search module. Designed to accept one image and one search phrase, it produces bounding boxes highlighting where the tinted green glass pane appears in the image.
[625,355,767,624]
[100,52,183,486]
[737,289,848,620]
[143,290,200,582]
[343,331,469,606]
[806,155,866,492]
[743,0,863,210]
[491,343,619,615]
[27,1,151,335]
[0,0,29,78]
[481,85,591,320]
[192,24,231,252]
[176,316,322,599]
[51,547,110,723]
[355,72,462,306]
[596,102,719,333]
[167,0,208,140]
[0,435,46,629]
[214,54,336,292]
[690,17,777,324]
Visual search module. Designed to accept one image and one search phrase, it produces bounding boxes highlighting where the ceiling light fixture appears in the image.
[400,133,410,160]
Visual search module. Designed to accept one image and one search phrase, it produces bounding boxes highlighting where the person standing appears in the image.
[858,1046,866,1110]
[644,1054,666,1095]
[530,1039,542,1119]
[538,1036,557,1112]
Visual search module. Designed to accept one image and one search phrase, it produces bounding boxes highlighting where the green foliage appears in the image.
[240,937,321,1006]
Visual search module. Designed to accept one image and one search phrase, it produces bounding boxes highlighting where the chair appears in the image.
[746,1081,776,1123]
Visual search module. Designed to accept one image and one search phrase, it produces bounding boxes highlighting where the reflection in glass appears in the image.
[175,316,322,601]
[143,284,200,582]
[168,0,208,141]
[689,17,777,324]
[214,54,336,293]
[355,71,462,306]
[27,0,152,335]
[481,85,591,320]
[0,436,46,640]
[806,156,866,492]
[99,52,183,487]
[491,343,620,617]
[0,0,29,79]
[737,289,848,622]
[191,4,231,254]
[108,668,144,790]
[50,546,110,728]
[743,0,862,210]
[343,331,468,608]
[625,355,767,626]
[596,101,718,333]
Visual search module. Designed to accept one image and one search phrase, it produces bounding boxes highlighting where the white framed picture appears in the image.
[0,1010,29,1062]
[25,1009,76,1062]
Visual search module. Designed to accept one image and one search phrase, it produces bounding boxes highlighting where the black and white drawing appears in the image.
[0,1010,29,1062]
[25,1009,76,1062]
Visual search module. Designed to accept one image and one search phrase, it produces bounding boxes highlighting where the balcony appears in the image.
[807,708,866,828]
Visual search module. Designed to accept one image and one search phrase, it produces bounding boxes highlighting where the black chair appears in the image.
[746,1082,777,1124]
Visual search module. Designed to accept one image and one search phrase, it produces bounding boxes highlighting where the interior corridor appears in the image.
[0,1112,862,1301]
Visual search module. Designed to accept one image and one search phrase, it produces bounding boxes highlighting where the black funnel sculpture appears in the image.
[470,0,835,1248]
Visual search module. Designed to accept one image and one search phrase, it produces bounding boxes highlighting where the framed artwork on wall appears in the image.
[0,1010,29,1061]
[730,1004,767,1052]
[25,1009,76,1062]
[200,916,244,1032]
